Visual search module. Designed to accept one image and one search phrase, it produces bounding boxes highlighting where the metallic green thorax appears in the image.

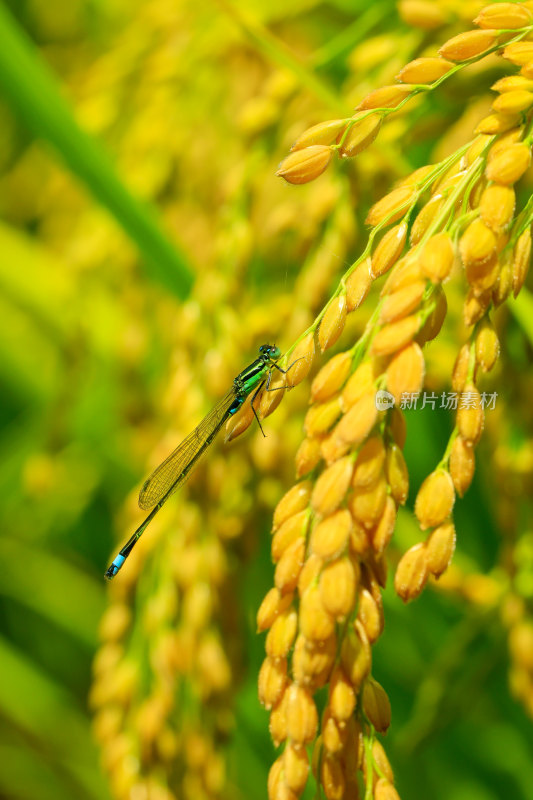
[230,344,281,414]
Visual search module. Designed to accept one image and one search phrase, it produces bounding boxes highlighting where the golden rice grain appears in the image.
[99,604,131,642]
[340,622,372,689]
[349,474,388,529]
[357,85,412,111]
[463,286,492,326]
[449,436,475,496]
[502,42,533,66]
[311,352,352,403]
[311,456,354,516]
[386,444,409,505]
[488,127,524,161]
[465,253,500,295]
[341,735,361,794]
[356,586,384,644]
[257,588,294,632]
[268,757,284,800]
[269,691,289,747]
[426,520,456,577]
[328,666,356,722]
[349,517,372,556]
[512,228,532,297]
[521,59,533,78]
[362,678,391,733]
[394,542,429,602]
[475,112,520,135]
[399,0,447,29]
[319,557,358,619]
[475,2,532,29]
[266,607,298,659]
[475,317,500,372]
[439,29,497,62]
[291,119,348,151]
[286,333,315,388]
[304,395,343,437]
[410,195,444,244]
[375,778,401,800]
[466,135,492,165]
[286,684,318,746]
[258,657,288,710]
[366,186,416,227]
[397,57,454,84]
[390,406,407,449]
[452,344,471,392]
[341,360,376,410]
[459,219,496,267]
[381,257,422,294]
[479,184,515,231]
[372,740,395,783]
[310,509,352,559]
[284,743,309,794]
[386,340,425,403]
[322,711,346,754]
[272,510,309,562]
[371,315,420,356]
[456,383,484,443]
[403,165,438,188]
[420,231,455,283]
[371,222,408,278]
[259,372,286,419]
[485,143,531,184]
[273,481,312,530]
[345,257,373,311]
[379,280,426,324]
[224,397,255,441]
[493,89,533,114]
[340,115,382,158]
[335,390,379,445]
[353,435,386,488]
[298,553,323,596]
[320,754,345,800]
[415,469,455,529]
[292,634,336,689]
[295,437,322,478]
[274,537,306,593]
[320,432,350,465]
[492,258,513,306]
[372,495,397,555]
[492,75,533,93]
[276,145,333,184]
[319,295,347,351]
[299,584,336,641]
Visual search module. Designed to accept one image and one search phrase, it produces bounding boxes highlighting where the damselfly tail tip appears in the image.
[104,553,125,580]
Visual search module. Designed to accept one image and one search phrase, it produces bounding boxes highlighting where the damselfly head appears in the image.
[259,344,281,360]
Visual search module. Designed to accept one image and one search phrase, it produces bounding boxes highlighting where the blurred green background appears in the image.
[0,1,532,798]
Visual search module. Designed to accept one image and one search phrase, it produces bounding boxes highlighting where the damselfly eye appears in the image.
[259,344,280,359]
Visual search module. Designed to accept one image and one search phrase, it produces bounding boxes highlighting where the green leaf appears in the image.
[0,536,105,648]
[0,4,194,298]
[0,635,109,800]
[510,288,533,348]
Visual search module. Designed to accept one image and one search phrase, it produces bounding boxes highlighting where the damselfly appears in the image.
[105,344,283,579]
